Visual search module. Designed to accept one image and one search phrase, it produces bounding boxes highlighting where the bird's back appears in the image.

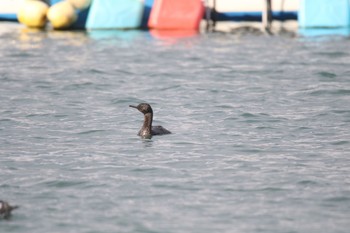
[151,125,171,135]
[0,200,18,219]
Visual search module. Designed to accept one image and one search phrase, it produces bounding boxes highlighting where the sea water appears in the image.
[1,23,350,233]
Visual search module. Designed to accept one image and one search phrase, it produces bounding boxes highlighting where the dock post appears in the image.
[205,0,216,32]
[262,0,272,33]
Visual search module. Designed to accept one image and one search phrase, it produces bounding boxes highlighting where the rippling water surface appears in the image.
[1,23,350,233]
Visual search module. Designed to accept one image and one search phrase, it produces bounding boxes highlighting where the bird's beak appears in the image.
[129,105,138,109]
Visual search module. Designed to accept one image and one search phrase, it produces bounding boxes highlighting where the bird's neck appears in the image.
[141,113,153,135]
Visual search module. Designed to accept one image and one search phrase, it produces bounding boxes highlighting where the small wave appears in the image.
[26,113,51,118]
[9,52,35,58]
[158,84,182,91]
[256,126,275,130]
[259,187,287,192]
[64,82,94,90]
[315,51,349,58]
[297,180,319,185]
[88,68,110,74]
[309,89,350,96]
[324,196,350,202]
[173,141,198,146]
[43,180,87,188]
[316,71,337,79]
[0,118,12,122]
[229,187,287,192]
[240,112,283,124]
[113,68,135,75]
[236,148,264,153]
[330,140,349,146]
[130,167,158,173]
[77,129,107,135]
[332,110,350,115]
[217,104,235,109]
[297,126,312,130]
[54,114,69,118]
[111,97,141,105]
[241,112,257,118]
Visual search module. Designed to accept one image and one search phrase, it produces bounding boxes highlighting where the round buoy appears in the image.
[67,0,91,10]
[17,0,49,28]
[47,1,77,30]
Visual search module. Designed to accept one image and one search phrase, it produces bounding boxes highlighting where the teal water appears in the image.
[1,23,350,233]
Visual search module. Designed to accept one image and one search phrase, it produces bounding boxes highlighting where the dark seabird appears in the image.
[129,103,171,138]
[0,200,18,219]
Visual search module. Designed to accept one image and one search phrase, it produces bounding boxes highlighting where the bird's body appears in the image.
[0,200,18,219]
[138,125,171,138]
[130,103,171,139]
